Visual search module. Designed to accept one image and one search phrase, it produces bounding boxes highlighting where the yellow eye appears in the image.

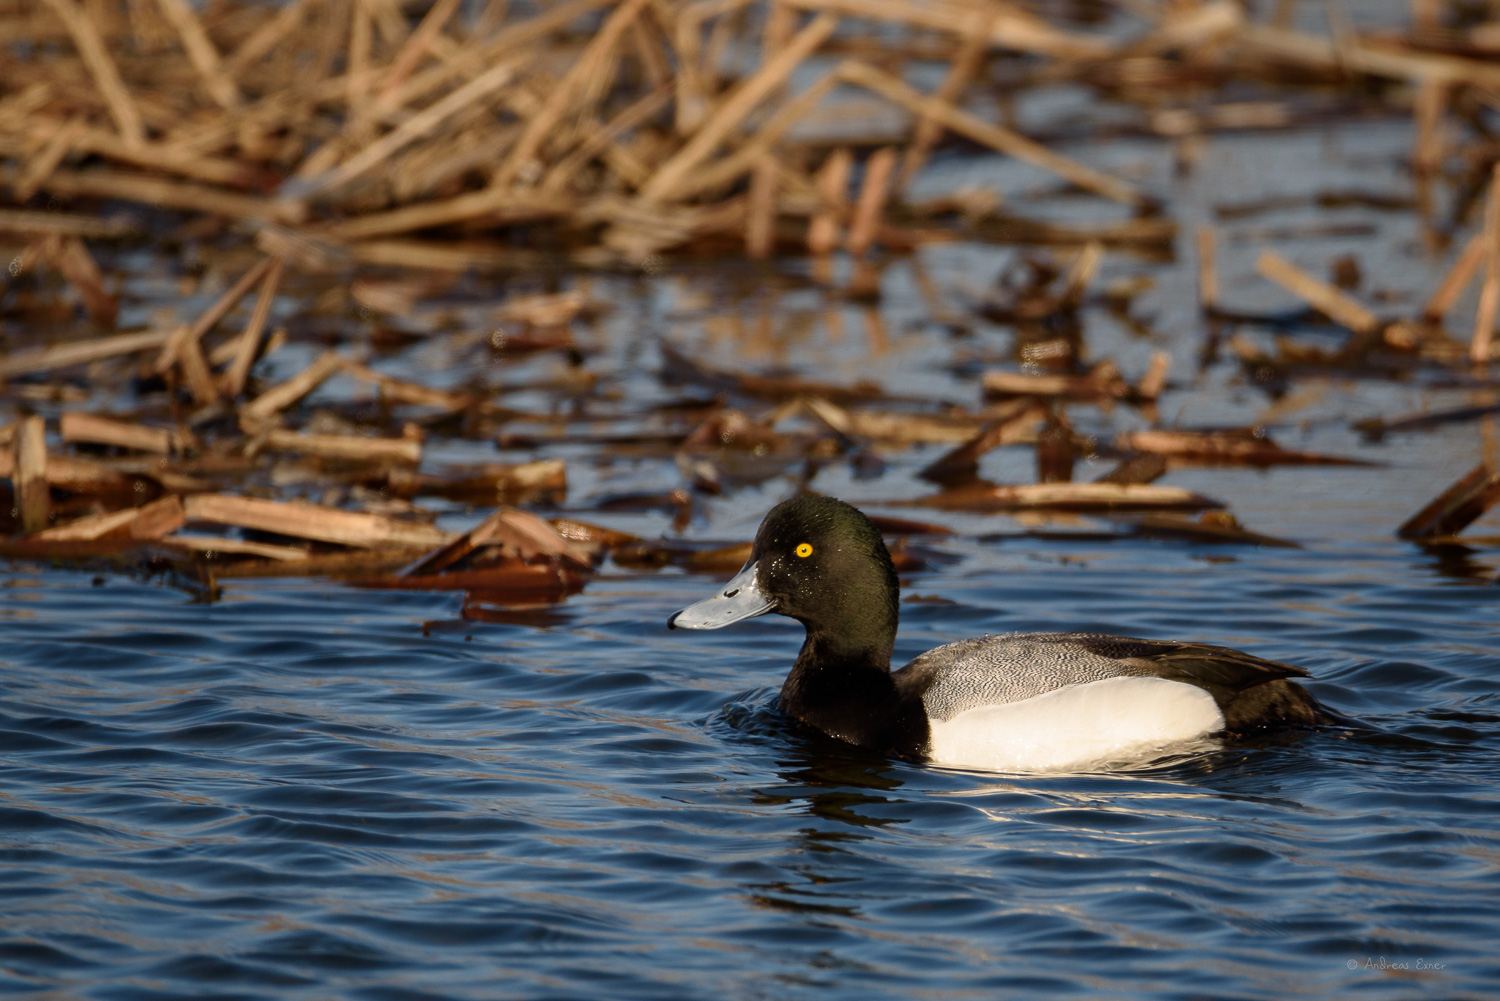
[795,542,813,558]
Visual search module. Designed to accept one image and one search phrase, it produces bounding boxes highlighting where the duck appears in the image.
[668,495,1332,771]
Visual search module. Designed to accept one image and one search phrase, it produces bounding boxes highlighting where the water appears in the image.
[3,537,1499,1000]
[6,64,1500,1001]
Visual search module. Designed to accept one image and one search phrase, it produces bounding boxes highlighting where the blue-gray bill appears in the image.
[667,561,772,630]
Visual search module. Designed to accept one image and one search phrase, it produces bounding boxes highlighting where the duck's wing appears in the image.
[896,632,1309,723]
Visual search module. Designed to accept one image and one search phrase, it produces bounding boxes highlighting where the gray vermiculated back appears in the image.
[900,632,1213,722]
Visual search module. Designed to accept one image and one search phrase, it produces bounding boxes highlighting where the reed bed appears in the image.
[2,0,1500,603]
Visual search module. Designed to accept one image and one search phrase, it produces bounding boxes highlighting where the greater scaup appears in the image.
[668,495,1331,771]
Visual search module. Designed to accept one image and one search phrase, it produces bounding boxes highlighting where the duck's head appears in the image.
[668,495,899,658]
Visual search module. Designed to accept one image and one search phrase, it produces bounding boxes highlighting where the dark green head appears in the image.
[669,496,900,663]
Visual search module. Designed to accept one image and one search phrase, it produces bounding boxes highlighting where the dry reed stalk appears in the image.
[490,0,651,189]
[1196,226,1218,312]
[897,11,992,191]
[345,239,547,271]
[540,84,672,193]
[342,362,474,411]
[298,57,526,198]
[1137,351,1172,400]
[163,533,312,560]
[837,61,1149,208]
[377,0,461,98]
[846,148,896,257]
[15,416,49,534]
[34,507,141,542]
[983,366,1129,399]
[240,351,346,422]
[1423,232,1485,323]
[780,0,1110,59]
[60,412,173,453]
[152,0,242,108]
[1474,165,1500,363]
[673,69,838,199]
[914,481,1219,513]
[39,0,146,145]
[640,12,838,202]
[154,256,274,373]
[34,495,185,543]
[324,187,575,240]
[262,428,423,464]
[0,329,173,379]
[1240,23,1500,89]
[918,399,1046,480]
[1059,240,1103,307]
[183,493,452,548]
[225,0,312,79]
[222,256,285,397]
[41,125,253,186]
[52,236,117,325]
[176,328,221,406]
[474,0,511,37]
[378,0,613,115]
[806,147,850,253]
[630,17,673,89]
[0,208,136,238]
[1412,78,1446,228]
[346,0,375,133]
[14,118,83,200]
[1256,250,1380,336]
[745,154,778,258]
[26,167,286,222]
[1397,462,1500,539]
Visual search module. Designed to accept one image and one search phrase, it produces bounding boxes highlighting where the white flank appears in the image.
[925,676,1226,773]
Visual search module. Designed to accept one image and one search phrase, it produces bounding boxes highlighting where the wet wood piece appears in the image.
[1115,429,1374,466]
[15,416,49,533]
[781,0,1110,59]
[364,562,587,600]
[239,351,346,423]
[0,448,145,499]
[1473,165,1500,363]
[223,256,285,397]
[800,397,983,445]
[399,505,592,580]
[384,460,566,502]
[918,399,1047,482]
[60,412,174,454]
[1255,250,1381,337]
[908,481,1223,513]
[0,329,174,379]
[38,0,145,144]
[837,60,1150,208]
[638,12,838,203]
[0,209,138,238]
[982,365,1130,401]
[34,494,186,542]
[183,493,452,548]
[1354,402,1500,442]
[154,257,274,374]
[261,429,422,465]
[1397,463,1500,540]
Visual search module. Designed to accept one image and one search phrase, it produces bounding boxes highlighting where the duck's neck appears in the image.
[780,632,907,750]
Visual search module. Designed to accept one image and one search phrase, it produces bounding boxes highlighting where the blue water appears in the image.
[3,528,1499,999]
[6,46,1500,998]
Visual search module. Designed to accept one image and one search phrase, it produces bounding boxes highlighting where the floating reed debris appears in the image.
[4,0,1499,600]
